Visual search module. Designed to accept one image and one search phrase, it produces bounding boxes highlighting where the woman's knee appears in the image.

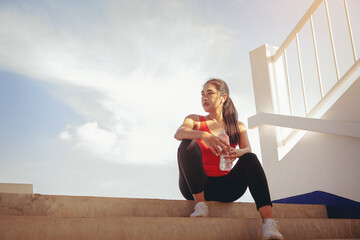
[241,152,257,159]
[177,139,202,163]
[241,152,259,161]
[239,152,262,168]
[178,139,201,156]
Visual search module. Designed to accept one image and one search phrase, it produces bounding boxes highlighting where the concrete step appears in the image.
[0,183,33,194]
[0,216,359,240]
[0,193,328,218]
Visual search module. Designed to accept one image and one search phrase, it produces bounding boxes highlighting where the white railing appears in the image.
[268,0,359,146]
[248,113,360,139]
[248,0,360,161]
[270,0,360,120]
[247,0,360,202]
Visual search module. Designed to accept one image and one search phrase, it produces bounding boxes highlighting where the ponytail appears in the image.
[223,97,240,146]
[204,78,241,146]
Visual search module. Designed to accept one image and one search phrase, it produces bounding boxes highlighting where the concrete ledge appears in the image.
[0,183,33,194]
[0,193,328,219]
[0,216,359,240]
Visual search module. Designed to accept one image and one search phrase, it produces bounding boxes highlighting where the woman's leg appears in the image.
[259,205,273,220]
[205,152,273,215]
[177,139,209,202]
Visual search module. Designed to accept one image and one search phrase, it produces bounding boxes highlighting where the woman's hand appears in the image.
[224,148,252,162]
[201,132,231,156]
[223,147,237,163]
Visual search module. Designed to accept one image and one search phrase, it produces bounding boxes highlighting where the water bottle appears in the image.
[218,129,232,171]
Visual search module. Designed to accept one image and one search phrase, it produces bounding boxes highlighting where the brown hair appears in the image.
[204,78,240,146]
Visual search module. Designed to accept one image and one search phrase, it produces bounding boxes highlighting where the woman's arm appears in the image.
[225,121,252,161]
[235,121,252,158]
[174,114,230,155]
[174,114,204,141]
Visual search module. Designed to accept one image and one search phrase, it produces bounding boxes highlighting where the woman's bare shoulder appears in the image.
[237,121,247,132]
[184,114,201,130]
[185,114,200,122]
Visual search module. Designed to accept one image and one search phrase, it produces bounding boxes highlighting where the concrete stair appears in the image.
[1,193,359,240]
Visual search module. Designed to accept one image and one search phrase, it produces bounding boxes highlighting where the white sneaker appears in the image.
[190,201,209,218]
[262,218,284,240]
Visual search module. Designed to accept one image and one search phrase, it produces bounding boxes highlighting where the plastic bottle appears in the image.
[218,129,232,171]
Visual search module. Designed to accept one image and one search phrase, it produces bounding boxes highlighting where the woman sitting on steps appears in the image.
[174,78,283,240]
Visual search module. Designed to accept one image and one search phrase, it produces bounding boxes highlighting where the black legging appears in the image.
[177,139,273,210]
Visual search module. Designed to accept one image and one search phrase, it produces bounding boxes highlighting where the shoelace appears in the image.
[269,220,280,232]
[194,203,206,210]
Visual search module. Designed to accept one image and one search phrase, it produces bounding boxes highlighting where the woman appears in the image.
[174,78,283,240]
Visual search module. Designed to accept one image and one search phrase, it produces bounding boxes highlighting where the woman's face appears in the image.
[201,82,223,112]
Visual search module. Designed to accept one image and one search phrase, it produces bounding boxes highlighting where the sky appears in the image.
[0,0,359,202]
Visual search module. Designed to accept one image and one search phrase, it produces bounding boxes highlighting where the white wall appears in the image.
[249,44,360,202]
[267,76,360,202]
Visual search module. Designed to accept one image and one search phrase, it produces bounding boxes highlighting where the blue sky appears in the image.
[1,0,358,201]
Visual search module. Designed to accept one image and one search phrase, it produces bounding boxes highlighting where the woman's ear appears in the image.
[220,93,228,104]
[222,94,228,103]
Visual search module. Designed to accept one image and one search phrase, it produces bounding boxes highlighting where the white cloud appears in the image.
[59,122,125,162]
[59,131,72,141]
[0,0,248,165]
[75,122,117,155]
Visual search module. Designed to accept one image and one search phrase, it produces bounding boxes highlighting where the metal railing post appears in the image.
[344,0,357,62]
[283,50,293,115]
[296,34,308,115]
[324,0,340,81]
[310,15,324,98]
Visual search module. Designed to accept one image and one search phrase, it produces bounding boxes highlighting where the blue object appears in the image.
[273,191,360,219]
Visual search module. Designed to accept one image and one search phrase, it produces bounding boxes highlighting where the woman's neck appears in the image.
[208,109,223,123]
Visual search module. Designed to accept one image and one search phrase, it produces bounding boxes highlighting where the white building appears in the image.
[248,0,360,218]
